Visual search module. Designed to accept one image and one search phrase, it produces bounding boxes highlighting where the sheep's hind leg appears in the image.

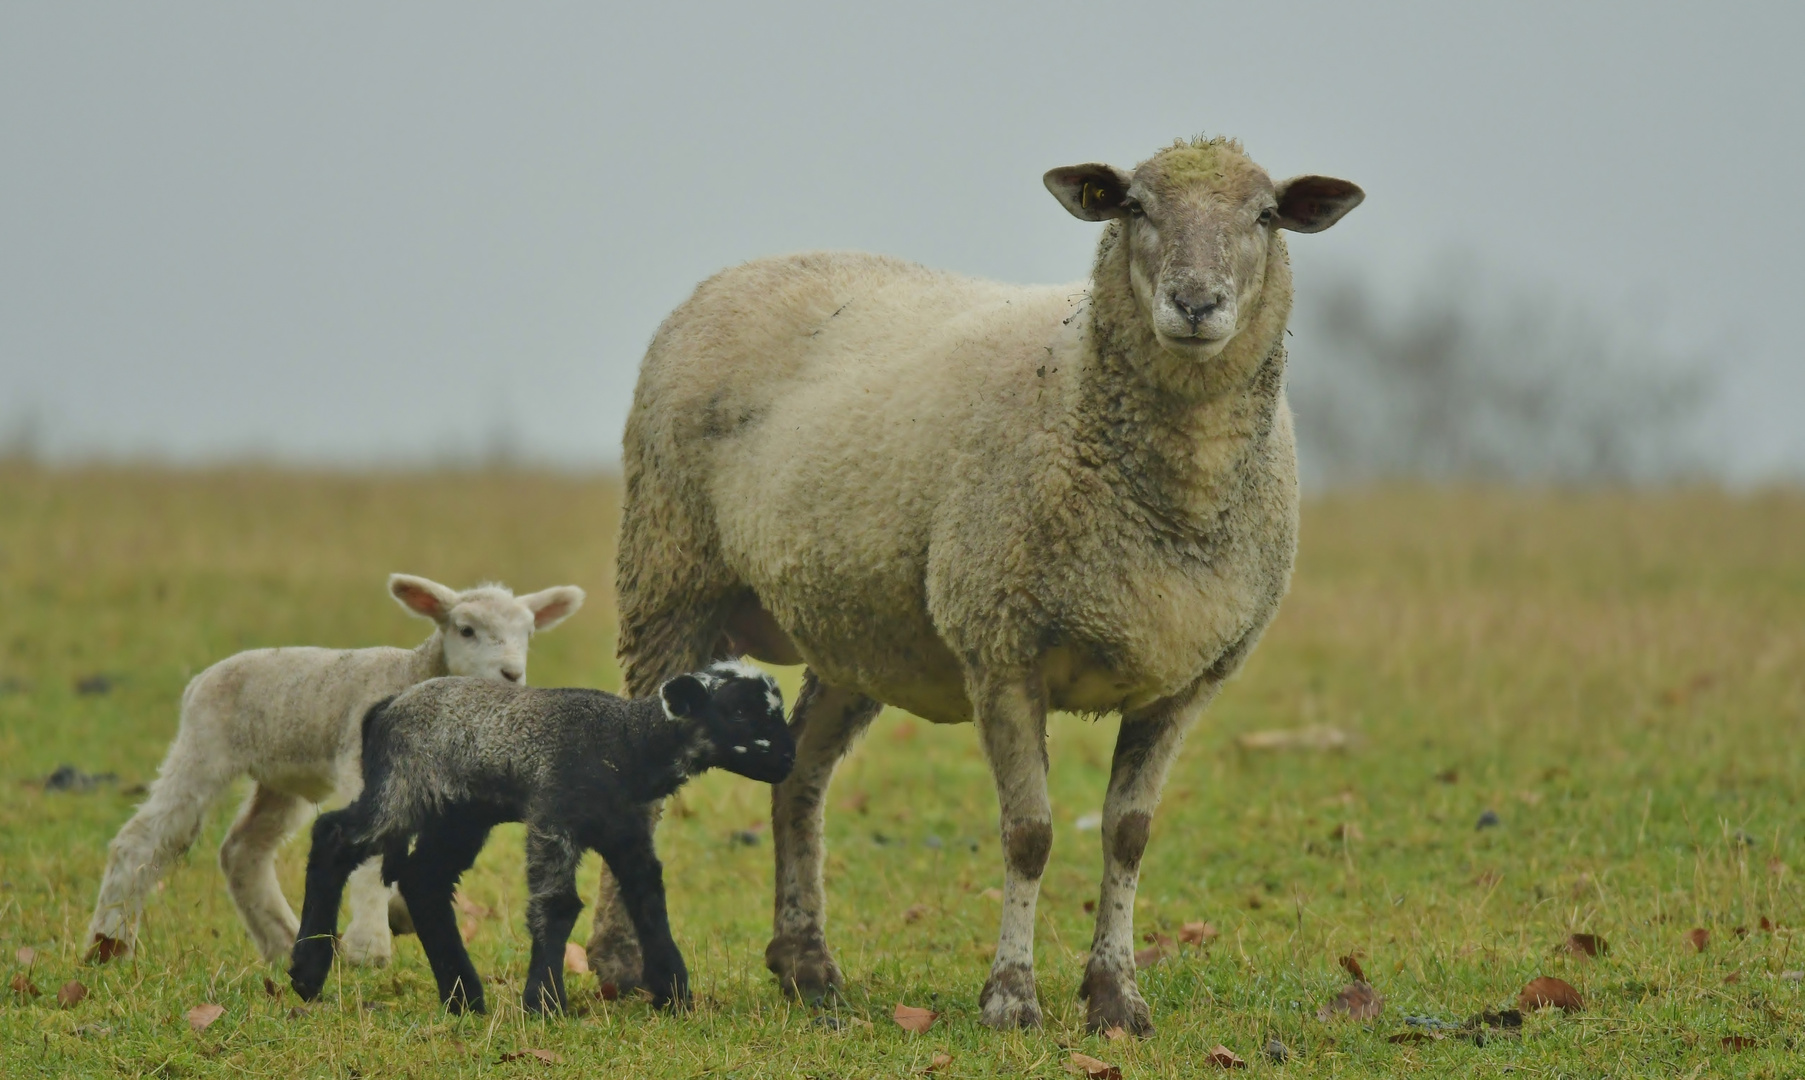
[86,737,237,962]
[289,809,376,1001]
[219,783,312,964]
[1079,681,1215,1037]
[974,675,1053,1030]
[765,670,879,1002]
[396,815,495,1014]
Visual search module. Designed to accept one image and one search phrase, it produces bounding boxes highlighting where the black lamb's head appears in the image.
[660,660,794,783]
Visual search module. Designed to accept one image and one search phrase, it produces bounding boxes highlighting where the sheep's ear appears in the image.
[1273,175,1364,233]
[389,574,459,622]
[520,585,586,631]
[1044,163,1135,222]
[660,674,711,720]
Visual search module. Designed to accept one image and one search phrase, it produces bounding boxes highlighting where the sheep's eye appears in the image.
[459,625,476,639]
[1123,199,1145,218]
[1257,207,1276,226]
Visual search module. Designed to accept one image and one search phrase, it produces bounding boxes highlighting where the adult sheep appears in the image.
[587,135,1362,1034]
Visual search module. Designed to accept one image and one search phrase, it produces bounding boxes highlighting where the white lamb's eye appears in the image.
[459,626,476,639]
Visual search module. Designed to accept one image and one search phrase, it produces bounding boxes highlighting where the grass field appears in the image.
[2,465,1802,1078]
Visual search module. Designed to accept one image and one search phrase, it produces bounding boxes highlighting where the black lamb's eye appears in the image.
[459,625,476,639]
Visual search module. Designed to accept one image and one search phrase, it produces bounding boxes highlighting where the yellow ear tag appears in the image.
[1081,183,1092,209]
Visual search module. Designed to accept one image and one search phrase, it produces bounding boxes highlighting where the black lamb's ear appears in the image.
[659,674,711,720]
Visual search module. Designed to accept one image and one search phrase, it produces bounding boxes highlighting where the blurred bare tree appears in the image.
[1288,265,1712,488]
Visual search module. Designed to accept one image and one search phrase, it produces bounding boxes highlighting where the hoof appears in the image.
[1078,965,1153,1037]
[764,934,843,1002]
[386,893,415,937]
[979,962,1043,1030]
[85,934,132,964]
[587,931,645,996]
[340,925,392,968]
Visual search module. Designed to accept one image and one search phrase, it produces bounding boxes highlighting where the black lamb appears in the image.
[288,659,793,1014]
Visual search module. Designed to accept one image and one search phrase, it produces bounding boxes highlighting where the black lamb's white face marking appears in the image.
[660,661,794,784]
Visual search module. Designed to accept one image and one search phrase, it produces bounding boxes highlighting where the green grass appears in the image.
[3,465,1803,1077]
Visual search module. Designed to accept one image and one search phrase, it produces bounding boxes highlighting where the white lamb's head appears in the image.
[388,573,585,684]
[1044,137,1363,359]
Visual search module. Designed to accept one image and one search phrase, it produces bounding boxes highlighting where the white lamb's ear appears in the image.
[389,574,459,623]
[660,674,711,720]
[519,585,586,631]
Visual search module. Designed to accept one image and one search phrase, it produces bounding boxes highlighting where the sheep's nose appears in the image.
[501,669,523,684]
[1170,290,1222,328]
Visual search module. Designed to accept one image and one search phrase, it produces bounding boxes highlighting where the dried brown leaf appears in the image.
[1721,1035,1757,1051]
[10,973,41,997]
[922,1051,953,1073]
[1387,1030,1440,1044]
[1103,1025,1129,1042]
[186,1003,225,1033]
[1318,981,1383,1021]
[1518,976,1582,1012]
[1434,768,1459,784]
[1064,1052,1122,1079]
[1338,954,1367,982]
[1082,899,1097,914]
[903,903,927,924]
[597,981,620,1001]
[460,918,479,943]
[1760,916,1775,932]
[14,946,35,966]
[454,893,491,919]
[1329,822,1363,842]
[1724,970,1742,985]
[1179,920,1218,945]
[842,790,871,814]
[498,1049,562,1064]
[1208,1044,1247,1068]
[564,941,589,974]
[57,980,88,1007]
[87,935,129,963]
[893,1003,938,1034]
[1562,933,1607,958]
[1686,927,1709,952]
[262,975,281,998]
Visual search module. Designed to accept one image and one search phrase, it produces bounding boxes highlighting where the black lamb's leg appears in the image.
[521,826,585,1015]
[289,809,375,1001]
[396,813,494,1014]
[597,829,689,1010]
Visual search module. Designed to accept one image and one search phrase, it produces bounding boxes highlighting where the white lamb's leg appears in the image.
[341,857,397,966]
[219,783,313,964]
[87,735,236,961]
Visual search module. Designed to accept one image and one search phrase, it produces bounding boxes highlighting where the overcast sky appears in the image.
[2,2,1800,477]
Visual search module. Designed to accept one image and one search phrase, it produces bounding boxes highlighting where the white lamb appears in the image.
[85,573,585,967]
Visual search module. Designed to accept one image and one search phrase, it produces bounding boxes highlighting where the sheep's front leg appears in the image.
[1080,681,1214,1036]
[597,829,688,1009]
[766,671,881,1001]
[288,809,376,1001]
[975,675,1052,1030]
[584,800,661,994]
[521,828,585,1015]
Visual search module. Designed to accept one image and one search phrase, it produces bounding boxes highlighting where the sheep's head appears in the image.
[660,660,794,784]
[1046,137,1362,358]
[388,573,586,685]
